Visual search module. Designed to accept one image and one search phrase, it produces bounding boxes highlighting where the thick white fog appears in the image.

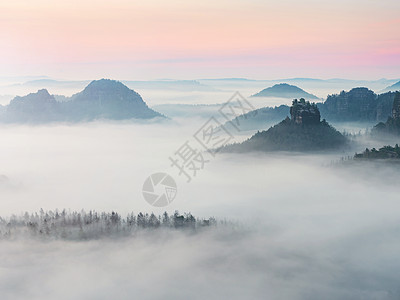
[2,225,399,300]
[0,114,400,299]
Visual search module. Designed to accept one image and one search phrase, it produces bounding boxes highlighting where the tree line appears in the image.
[0,210,217,240]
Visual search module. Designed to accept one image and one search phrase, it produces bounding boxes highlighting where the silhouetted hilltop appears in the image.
[222,99,347,152]
[251,83,319,100]
[318,88,396,122]
[64,79,161,121]
[0,79,163,123]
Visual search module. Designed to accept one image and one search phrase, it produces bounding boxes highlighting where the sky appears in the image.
[0,0,399,80]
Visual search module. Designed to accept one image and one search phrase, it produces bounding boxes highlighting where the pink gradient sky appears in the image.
[0,0,399,80]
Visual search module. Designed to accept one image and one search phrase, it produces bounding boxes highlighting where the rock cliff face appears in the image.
[392,92,400,120]
[318,88,396,122]
[376,92,396,122]
[318,88,377,121]
[372,92,400,135]
[290,98,320,125]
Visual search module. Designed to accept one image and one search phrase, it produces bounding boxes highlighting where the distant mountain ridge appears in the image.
[0,79,163,123]
[3,78,216,95]
[217,87,399,134]
[381,81,400,93]
[251,83,319,100]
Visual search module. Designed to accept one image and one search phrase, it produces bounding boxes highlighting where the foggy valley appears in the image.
[0,82,400,299]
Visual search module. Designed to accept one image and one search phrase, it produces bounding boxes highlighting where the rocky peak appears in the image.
[9,89,56,107]
[36,89,51,96]
[290,98,320,125]
[5,89,60,123]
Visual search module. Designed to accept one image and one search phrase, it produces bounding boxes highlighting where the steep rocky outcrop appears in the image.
[290,98,320,125]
